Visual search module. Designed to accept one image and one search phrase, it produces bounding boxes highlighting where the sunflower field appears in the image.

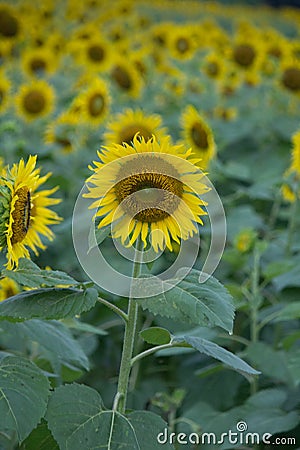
[0,0,300,449]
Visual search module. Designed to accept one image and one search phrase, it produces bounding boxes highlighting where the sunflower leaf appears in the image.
[21,419,59,450]
[0,287,98,321]
[140,327,171,345]
[46,383,174,450]
[136,269,235,333]
[0,355,50,443]
[2,258,77,288]
[174,336,260,380]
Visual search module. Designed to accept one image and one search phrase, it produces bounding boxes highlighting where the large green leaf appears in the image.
[0,355,50,443]
[175,336,260,379]
[0,287,98,322]
[137,270,235,333]
[46,384,174,450]
[127,411,174,450]
[21,320,89,370]
[21,419,59,450]
[2,258,77,288]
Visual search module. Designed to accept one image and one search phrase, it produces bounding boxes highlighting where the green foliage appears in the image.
[0,355,50,444]
[46,384,173,450]
[137,270,235,333]
[140,327,171,345]
[2,259,77,288]
[21,420,59,450]
[0,287,98,321]
[174,335,260,379]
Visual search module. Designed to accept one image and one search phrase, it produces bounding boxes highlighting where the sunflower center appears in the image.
[282,67,300,91]
[206,62,219,76]
[11,187,31,244]
[176,37,189,54]
[23,90,46,114]
[112,65,132,90]
[268,46,281,58]
[191,122,209,149]
[88,93,105,116]
[119,125,152,145]
[30,58,46,73]
[233,44,256,67]
[88,44,105,62]
[114,156,183,222]
[0,9,19,38]
[56,136,72,150]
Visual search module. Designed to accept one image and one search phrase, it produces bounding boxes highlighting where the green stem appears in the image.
[131,343,175,366]
[97,297,128,323]
[250,245,260,395]
[114,237,143,414]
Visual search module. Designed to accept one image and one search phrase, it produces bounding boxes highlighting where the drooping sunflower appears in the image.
[0,155,61,269]
[0,277,19,301]
[77,78,110,126]
[84,135,209,252]
[103,108,167,146]
[15,80,55,121]
[181,105,216,169]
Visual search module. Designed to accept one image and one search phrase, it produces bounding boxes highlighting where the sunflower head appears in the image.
[84,135,209,253]
[181,105,216,169]
[0,276,19,301]
[0,156,62,269]
[103,108,167,146]
[15,80,55,121]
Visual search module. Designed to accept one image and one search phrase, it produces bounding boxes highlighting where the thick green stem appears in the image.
[114,238,143,414]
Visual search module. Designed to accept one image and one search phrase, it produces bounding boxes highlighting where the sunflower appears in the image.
[103,108,167,146]
[21,46,58,77]
[45,111,80,153]
[167,25,196,61]
[84,135,209,253]
[0,73,11,114]
[202,51,227,80]
[81,36,112,72]
[110,56,143,98]
[280,57,300,95]
[15,80,55,121]
[181,105,216,169]
[77,78,110,126]
[0,155,61,269]
[228,37,263,73]
[0,277,19,301]
[0,3,22,44]
[282,131,300,202]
